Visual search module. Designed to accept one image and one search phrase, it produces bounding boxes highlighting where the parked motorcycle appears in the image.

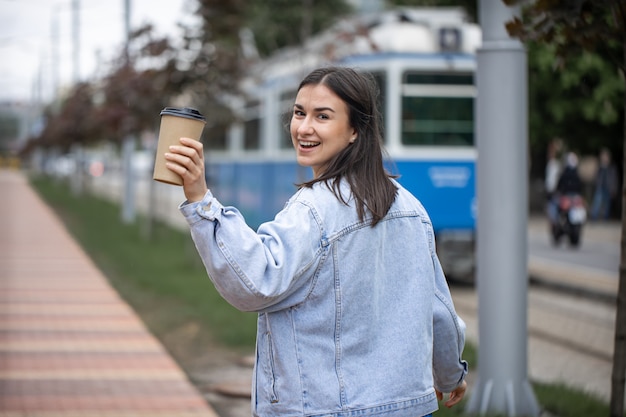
[551,193,586,247]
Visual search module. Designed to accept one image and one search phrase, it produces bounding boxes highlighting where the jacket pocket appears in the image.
[257,314,279,405]
[265,330,279,403]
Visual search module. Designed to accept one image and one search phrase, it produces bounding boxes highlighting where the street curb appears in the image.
[529,274,617,304]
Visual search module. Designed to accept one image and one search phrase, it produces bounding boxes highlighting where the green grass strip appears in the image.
[30,175,257,350]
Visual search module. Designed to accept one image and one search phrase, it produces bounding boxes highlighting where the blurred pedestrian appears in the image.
[165,66,468,417]
[590,148,619,220]
[556,152,583,196]
[545,140,562,202]
[548,151,583,224]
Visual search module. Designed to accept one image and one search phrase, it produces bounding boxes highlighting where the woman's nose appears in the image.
[297,117,314,135]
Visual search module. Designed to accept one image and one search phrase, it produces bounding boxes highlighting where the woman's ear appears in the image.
[350,129,357,143]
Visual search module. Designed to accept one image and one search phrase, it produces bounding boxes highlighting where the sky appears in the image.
[0,0,190,103]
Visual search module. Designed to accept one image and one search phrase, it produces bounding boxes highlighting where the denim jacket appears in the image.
[180,179,468,417]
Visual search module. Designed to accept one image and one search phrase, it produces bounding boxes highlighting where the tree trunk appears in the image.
[609,35,626,417]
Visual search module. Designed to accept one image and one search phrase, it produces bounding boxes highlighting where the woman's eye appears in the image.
[318,113,329,120]
[294,110,305,117]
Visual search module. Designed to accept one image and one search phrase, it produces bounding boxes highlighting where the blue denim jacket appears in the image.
[180,179,467,417]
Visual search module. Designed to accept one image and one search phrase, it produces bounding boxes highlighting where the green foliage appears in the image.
[35,83,101,151]
[30,174,258,349]
[528,41,624,154]
[506,0,624,70]
[506,0,625,159]
[246,0,354,57]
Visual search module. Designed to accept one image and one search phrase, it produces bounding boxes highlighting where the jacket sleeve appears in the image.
[179,190,326,312]
[430,238,469,393]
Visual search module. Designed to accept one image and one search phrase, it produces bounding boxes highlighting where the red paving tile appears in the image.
[0,170,219,416]
[0,351,178,371]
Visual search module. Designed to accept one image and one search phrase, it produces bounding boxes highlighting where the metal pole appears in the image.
[121,0,136,224]
[72,0,80,83]
[124,0,131,62]
[465,1,539,415]
[51,7,60,101]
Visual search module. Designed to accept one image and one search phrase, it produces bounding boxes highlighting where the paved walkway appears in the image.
[0,169,219,417]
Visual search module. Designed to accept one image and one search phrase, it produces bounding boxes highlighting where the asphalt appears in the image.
[0,168,621,415]
[527,215,620,300]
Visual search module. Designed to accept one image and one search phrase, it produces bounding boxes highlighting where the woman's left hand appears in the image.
[164,137,208,203]
[435,380,467,408]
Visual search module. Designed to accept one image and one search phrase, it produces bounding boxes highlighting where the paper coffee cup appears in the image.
[153,107,206,185]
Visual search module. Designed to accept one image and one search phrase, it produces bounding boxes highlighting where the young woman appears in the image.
[165,66,468,417]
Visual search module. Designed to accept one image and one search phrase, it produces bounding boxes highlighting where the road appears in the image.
[528,215,619,297]
[87,171,621,406]
[452,284,616,403]
[454,215,620,404]
[529,225,618,275]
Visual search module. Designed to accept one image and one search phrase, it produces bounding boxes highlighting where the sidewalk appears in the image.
[0,169,219,416]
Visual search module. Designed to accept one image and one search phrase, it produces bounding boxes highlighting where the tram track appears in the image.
[450,283,615,401]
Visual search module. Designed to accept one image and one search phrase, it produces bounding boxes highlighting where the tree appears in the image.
[33,83,99,152]
[25,0,357,157]
[526,40,624,190]
[505,1,626,415]
[172,0,248,142]
[245,0,353,57]
[176,0,353,143]
[527,42,623,155]
[96,24,184,143]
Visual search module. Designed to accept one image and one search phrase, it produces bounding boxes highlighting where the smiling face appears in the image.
[290,84,357,178]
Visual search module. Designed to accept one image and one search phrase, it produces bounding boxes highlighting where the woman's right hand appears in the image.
[164,137,208,203]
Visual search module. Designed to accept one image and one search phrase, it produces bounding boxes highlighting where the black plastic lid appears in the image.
[160,107,206,122]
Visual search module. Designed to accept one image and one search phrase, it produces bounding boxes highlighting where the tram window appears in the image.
[279,90,296,149]
[279,118,292,149]
[401,71,474,147]
[204,124,227,151]
[404,73,473,85]
[372,72,386,139]
[244,100,261,150]
[244,118,261,150]
[402,96,473,146]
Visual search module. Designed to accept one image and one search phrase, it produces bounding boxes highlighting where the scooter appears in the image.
[551,193,586,247]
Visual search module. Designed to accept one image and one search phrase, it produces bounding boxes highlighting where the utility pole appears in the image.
[465,1,540,415]
[50,7,60,101]
[124,0,131,64]
[70,0,84,197]
[121,0,136,224]
[72,0,80,83]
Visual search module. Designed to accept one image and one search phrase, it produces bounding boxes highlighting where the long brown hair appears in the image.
[295,66,397,227]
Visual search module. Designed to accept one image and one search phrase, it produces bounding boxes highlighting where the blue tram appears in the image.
[204,7,481,280]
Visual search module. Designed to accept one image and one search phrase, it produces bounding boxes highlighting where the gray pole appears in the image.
[465,1,539,416]
[51,7,60,101]
[71,0,84,196]
[121,0,136,224]
[124,0,131,63]
[72,0,80,83]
